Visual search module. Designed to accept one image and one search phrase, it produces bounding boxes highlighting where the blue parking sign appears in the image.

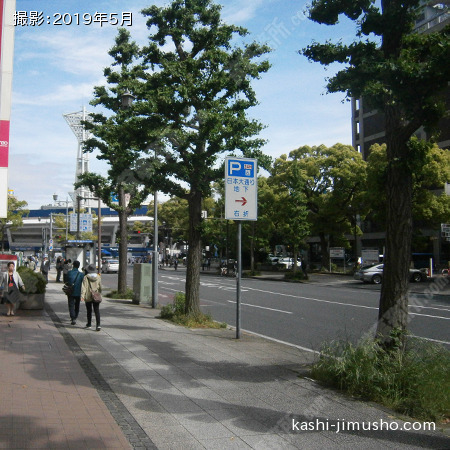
[225,157,258,221]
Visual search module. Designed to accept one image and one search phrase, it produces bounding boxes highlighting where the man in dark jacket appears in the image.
[40,256,50,282]
[66,260,84,325]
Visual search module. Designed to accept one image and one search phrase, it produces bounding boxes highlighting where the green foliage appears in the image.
[303,1,450,132]
[283,271,308,282]
[242,270,261,277]
[366,140,450,227]
[160,292,226,328]
[311,337,450,422]
[270,157,310,259]
[273,144,367,264]
[17,267,46,294]
[0,196,29,251]
[106,288,134,299]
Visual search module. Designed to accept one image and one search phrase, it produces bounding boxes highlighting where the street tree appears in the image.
[302,0,450,347]
[270,158,310,273]
[284,144,367,268]
[135,0,271,315]
[366,140,450,230]
[76,29,153,295]
[0,195,28,251]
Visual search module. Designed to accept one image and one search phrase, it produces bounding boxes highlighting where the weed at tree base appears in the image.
[160,292,227,329]
[311,336,450,422]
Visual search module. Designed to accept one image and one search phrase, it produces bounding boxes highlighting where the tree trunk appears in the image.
[185,190,202,316]
[118,185,128,295]
[320,232,328,269]
[376,108,413,348]
[293,246,298,274]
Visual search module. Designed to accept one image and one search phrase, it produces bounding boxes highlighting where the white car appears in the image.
[354,264,426,284]
[277,257,300,269]
[101,259,119,273]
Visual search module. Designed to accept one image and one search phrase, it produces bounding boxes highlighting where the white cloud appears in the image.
[222,0,267,23]
[18,29,115,76]
[13,81,102,106]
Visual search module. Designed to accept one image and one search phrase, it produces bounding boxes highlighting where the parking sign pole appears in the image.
[236,221,242,339]
[224,157,258,340]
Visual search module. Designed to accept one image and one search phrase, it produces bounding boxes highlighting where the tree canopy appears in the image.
[132,0,271,314]
[0,195,28,251]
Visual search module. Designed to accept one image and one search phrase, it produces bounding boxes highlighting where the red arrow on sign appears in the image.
[235,197,247,206]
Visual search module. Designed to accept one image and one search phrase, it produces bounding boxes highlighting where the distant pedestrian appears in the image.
[173,259,178,270]
[81,264,102,331]
[62,259,72,283]
[55,256,64,282]
[28,257,36,271]
[66,260,84,325]
[40,256,50,282]
[0,262,25,316]
[301,256,308,277]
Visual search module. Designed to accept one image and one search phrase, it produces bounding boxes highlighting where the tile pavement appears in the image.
[0,307,131,449]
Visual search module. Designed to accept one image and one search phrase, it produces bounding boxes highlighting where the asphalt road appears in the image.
[101,266,450,352]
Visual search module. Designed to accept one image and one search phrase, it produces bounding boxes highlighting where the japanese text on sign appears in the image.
[14,12,133,27]
[225,158,258,221]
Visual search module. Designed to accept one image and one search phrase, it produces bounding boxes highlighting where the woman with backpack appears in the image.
[80,264,102,331]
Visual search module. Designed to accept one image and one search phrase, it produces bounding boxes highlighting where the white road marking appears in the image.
[227,300,292,314]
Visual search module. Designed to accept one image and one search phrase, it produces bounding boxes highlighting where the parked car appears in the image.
[353,264,427,284]
[277,257,300,269]
[101,259,119,273]
[267,254,280,265]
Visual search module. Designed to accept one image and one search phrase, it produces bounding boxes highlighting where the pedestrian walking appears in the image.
[301,256,308,277]
[66,260,84,325]
[62,259,72,283]
[0,262,25,316]
[40,256,50,282]
[55,256,64,283]
[81,264,102,331]
[28,257,36,271]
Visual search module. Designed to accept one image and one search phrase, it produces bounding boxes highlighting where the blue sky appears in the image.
[10,0,357,209]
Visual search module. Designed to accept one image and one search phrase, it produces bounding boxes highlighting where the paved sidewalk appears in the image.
[1,272,449,449]
[0,303,131,448]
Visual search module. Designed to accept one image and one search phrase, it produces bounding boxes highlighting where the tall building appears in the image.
[351,2,450,159]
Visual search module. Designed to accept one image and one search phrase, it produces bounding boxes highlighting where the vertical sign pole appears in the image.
[236,221,242,339]
[152,190,158,308]
[224,157,258,341]
[97,198,102,273]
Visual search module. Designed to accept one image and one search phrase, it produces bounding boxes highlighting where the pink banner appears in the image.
[0,120,10,167]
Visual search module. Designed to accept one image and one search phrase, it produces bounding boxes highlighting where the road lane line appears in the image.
[242,287,450,320]
[409,312,450,320]
[227,300,292,314]
[413,336,450,346]
[159,279,449,320]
